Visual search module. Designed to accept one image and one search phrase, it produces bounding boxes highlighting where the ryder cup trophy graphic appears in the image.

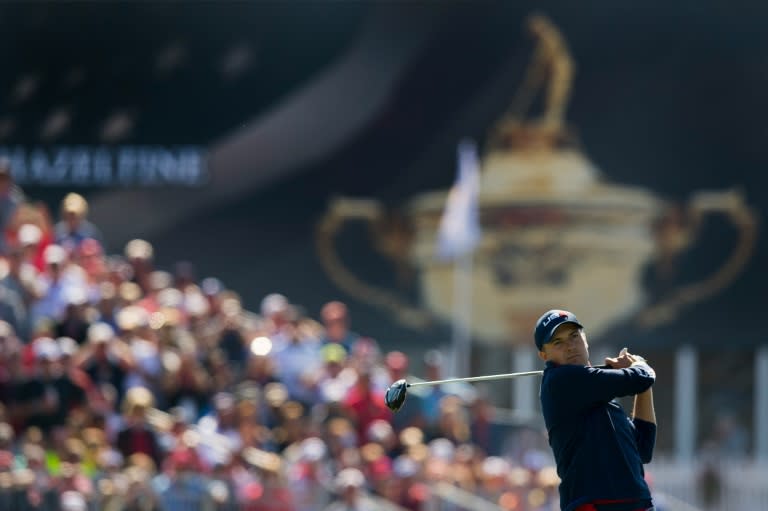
[316,14,757,349]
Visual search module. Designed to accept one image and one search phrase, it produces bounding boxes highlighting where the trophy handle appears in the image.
[637,189,758,327]
[315,197,433,329]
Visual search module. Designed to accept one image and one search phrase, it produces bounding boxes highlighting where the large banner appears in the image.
[0,146,208,187]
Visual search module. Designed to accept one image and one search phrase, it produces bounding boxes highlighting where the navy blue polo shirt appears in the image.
[540,361,657,511]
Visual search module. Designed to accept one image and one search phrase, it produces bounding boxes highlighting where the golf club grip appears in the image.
[407,370,544,388]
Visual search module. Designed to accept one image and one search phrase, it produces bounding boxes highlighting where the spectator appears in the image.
[261,293,293,348]
[319,301,358,354]
[29,243,88,327]
[16,337,86,434]
[0,255,30,342]
[124,238,155,294]
[61,490,88,511]
[54,193,104,250]
[341,368,392,443]
[162,344,210,419]
[243,349,280,389]
[285,436,333,511]
[116,387,162,469]
[122,308,163,397]
[414,349,449,429]
[0,321,21,406]
[196,392,243,469]
[17,222,46,273]
[312,343,353,406]
[323,467,384,511]
[0,157,24,256]
[93,281,120,331]
[138,270,173,314]
[217,314,248,374]
[270,317,321,407]
[74,237,108,288]
[54,288,91,345]
[77,322,133,406]
[0,421,14,467]
[244,454,293,511]
[365,419,401,459]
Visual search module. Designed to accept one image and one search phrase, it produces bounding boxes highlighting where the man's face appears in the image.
[538,323,589,366]
[323,315,348,340]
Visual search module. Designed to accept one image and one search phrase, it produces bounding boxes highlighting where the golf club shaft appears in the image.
[407,370,543,388]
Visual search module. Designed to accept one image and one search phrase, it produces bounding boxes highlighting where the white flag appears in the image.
[435,139,481,260]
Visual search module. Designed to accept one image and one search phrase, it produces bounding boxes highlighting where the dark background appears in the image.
[2,0,767,356]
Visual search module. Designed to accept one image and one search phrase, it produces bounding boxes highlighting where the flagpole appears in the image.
[452,251,473,378]
[436,138,481,379]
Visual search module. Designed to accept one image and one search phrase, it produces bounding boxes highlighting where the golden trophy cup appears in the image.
[316,14,757,348]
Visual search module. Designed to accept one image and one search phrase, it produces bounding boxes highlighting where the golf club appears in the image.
[384,370,544,412]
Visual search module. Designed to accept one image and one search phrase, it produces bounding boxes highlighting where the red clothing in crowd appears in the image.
[343,385,392,442]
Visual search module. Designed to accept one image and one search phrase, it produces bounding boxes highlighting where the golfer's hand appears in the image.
[605,347,644,369]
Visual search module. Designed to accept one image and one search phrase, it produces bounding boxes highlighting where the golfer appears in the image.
[534,310,657,511]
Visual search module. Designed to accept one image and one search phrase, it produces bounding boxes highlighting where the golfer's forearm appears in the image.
[632,388,656,424]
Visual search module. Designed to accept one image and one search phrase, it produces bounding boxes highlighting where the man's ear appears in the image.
[538,350,548,362]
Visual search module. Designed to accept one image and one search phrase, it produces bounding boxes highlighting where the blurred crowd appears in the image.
[0,158,560,511]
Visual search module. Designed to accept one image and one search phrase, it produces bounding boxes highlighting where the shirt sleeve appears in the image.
[633,417,657,463]
[546,363,656,410]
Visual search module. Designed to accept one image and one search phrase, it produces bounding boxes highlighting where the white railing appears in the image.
[649,458,768,511]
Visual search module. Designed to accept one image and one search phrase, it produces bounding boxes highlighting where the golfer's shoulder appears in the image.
[543,363,591,385]
[541,365,593,407]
